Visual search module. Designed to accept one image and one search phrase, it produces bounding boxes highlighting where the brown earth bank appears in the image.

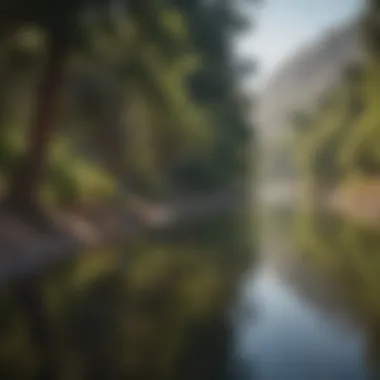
[0,190,242,284]
[325,178,380,229]
[288,178,380,228]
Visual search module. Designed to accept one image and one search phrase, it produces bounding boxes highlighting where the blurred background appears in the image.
[3,0,380,379]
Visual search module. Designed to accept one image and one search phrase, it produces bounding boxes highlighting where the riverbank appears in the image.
[0,190,241,284]
[326,178,380,230]
[0,192,248,380]
[266,177,380,230]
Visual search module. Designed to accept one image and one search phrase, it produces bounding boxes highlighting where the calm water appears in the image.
[2,194,380,379]
[234,265,368,380]
[231,190,380,380]
[0,211,249,379]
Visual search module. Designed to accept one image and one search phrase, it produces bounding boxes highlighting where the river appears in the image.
[231,182,379,380]
[2,183,380,379]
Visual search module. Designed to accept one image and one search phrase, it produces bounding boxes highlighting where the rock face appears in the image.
[258,19,362,135]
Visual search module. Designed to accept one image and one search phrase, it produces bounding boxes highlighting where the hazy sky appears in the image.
[238,0,363,89]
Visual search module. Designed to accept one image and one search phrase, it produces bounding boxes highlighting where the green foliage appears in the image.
[292,1,380,189]
[165,0,254,192]
[0,1,254,373]
[0,1,254,378]
[0,0,254,203]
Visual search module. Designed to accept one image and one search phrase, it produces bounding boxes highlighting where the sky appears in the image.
[237,0,363,90]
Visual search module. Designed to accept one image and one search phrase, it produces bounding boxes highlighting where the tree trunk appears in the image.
[6,37,67,218]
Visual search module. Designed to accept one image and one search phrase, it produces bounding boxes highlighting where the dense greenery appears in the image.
[291,62,363,187]
[0,1,255,379]
[0,0,254,211]
[291,1,380,190]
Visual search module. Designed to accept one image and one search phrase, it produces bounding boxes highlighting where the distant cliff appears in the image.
[258,19,361,135]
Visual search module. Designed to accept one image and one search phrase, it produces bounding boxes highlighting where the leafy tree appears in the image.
[0,0,122,217]
[169,0,255,192]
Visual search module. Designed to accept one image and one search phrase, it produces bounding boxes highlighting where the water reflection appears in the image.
[0,211,250,380]
[234,189,380,380]
[236,265,367,380]
[6,185,380,379]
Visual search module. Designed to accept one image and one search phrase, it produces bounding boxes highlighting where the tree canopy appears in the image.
[0,0,255,210]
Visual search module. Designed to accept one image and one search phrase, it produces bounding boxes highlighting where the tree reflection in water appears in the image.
[272,202,380,378]
[0,211,252,380]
